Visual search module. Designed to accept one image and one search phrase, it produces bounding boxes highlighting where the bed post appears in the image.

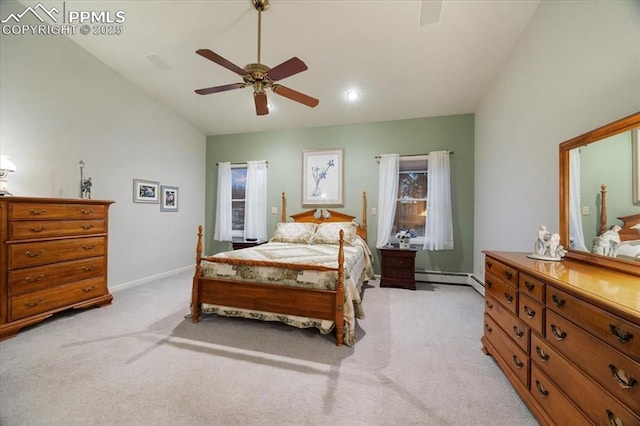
[599,184,607,235]
[281,192,286,223]
[335,229,345,346]
[362,191,367,236]
[191,225,204,323]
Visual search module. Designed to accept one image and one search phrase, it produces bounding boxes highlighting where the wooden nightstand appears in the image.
[379,247,417,290]
[231,239,267,250]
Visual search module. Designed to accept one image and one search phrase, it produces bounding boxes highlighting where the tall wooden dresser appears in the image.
[481,251,640,425]
[0,197,114,340]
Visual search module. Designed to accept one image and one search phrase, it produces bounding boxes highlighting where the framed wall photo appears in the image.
[160,185,179,212]
[133,179,160,204]
[302,149,343,207]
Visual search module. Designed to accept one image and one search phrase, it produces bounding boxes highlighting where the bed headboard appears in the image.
[280,191,368,241]
[598,184,640,242]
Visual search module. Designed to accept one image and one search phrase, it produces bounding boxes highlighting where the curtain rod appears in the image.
[374,151,453,160]
[216,161,269,166]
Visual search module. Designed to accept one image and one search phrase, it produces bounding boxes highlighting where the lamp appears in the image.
[0,155,16,196]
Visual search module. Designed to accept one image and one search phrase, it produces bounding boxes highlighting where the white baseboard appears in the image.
[374,270,485,296]
[110,265,193,292]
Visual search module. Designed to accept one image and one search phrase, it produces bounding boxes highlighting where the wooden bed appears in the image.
[191,192,369,346]
[596,184,640,259]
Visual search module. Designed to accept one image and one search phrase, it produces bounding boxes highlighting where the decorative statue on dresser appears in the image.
[592,225,621,257]
[528,225,567,261]
[81,177,92,199]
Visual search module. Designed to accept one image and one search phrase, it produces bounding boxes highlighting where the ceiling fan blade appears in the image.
[254,91,269,116]
[196,49,247,76]
[272,84,319,108]
[195,82,246,95]
[266,57,308,81]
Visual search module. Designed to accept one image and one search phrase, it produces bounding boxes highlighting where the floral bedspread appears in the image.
[200,238,374,346]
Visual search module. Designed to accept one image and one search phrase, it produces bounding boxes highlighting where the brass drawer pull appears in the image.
[24,299,44,307]
[535,346,550,362]
[25,249,45,257]
[81,224,94,230]
[608,364,638,389]
[80,208,94,215]
[25,274,46,283]
[486,261,492,269]
[485,279,493,288]
[524,306,536,318]
[504,270,513,280]
[28,208,47,215]
[82,286,96,292]
[513,326,524,338]
[551,294,565,308]
[535,380,549,397]
[606,409,623,426]
[81,265,96,272]
[524,281,535,291]
[550,324,567,340]
[484,323,492,333]
[485,300,493,310]
[82,244,96,250]
[512,355,523,369]
[30,226,48,233]
[609,324,633,343]
[504,293,514,304]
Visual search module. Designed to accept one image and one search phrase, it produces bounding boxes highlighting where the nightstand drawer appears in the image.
[385,256,413,268]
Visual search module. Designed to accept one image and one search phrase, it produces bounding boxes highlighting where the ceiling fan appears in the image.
[194,0,319,116]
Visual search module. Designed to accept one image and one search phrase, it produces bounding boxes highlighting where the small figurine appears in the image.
[592,225,621,257]
[81,177,92,199]
[528,225,567,261]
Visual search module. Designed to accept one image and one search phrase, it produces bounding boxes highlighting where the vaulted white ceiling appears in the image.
[24,0,541,135]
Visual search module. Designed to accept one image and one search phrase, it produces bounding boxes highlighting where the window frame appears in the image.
[230,164,248,238]
[391,155,428,245]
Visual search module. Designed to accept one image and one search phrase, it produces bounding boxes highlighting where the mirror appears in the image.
[560,112,640,277]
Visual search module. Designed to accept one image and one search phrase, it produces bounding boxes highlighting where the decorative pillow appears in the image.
[310,222,358,246]
[271,222,318,244]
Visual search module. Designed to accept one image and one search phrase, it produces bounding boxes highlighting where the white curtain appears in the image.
[214,162,233,241]
[376,154,399,248]
[569,150,587,251]
[244,160,268,241]
[424,151,454,250]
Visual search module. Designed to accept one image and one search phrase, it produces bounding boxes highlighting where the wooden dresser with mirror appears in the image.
[0,197,114,340]
[482,112,640,425]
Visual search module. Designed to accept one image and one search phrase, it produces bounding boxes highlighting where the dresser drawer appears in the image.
[519,273,545,303]
[485,271,518,315]
[546,285,640,363]
[485,293,530,354]
[484,257,518,287]
[9,257,105,296]
[9,219,106,240]
[484,313,529,388]
[9,203,106,220]
[8,236,105,269]
[532,333,640,426]
[546,309,640,412]
[530,364,591,425]
[10,277,107,321]
[519,292,544,336]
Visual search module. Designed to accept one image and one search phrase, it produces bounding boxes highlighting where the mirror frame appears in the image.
[559,111,640,277]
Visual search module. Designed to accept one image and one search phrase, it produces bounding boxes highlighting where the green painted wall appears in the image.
[206,114,475,273]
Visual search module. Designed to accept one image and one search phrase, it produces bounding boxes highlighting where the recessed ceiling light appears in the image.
[346,90,360,101]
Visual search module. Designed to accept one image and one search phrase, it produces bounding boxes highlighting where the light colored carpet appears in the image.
[0,271,537,426]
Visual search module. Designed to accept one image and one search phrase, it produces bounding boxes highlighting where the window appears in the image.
[231,166,247,237]
[392,156,427,244]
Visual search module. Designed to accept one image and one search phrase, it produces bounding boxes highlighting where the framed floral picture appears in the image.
[133,179,160,204]
[160,185,179,212]
[302,149,343,207]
